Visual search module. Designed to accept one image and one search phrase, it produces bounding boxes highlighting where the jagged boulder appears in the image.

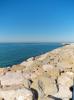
[0,88,33,100]
[0,71,31,88]
[31,76,58,99]
[54,71,73,100]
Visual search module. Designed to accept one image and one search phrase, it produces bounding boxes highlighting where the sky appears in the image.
[0,0,74,42]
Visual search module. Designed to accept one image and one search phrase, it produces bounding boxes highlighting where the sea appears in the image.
[0,43,62,67]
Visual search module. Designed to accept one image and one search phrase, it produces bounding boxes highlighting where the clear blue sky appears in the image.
[0,0,74,42]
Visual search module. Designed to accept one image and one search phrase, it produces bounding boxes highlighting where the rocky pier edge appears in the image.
[0,44,74,100]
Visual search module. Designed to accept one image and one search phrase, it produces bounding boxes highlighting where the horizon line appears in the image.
[0,41,73,43]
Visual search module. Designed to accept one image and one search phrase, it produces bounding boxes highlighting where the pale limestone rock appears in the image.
[50,47,61,54]
[39,96,54,100]
[23,69,43,79]
[20,60,33,67]
[42,64,54,71]
[27,57,35,61]
[0,72,30,88]
[54,72,73,99]
[42,66,59,79]
[0,88,33,100]
[31,76,58,99]
[37,53,49,61]
[57,62,72,71]
[0,68,5,73]
[0,68,7,75]
[58,72,73,87]
[11,65,25,72]
[54,85,71,100]
[0,72,24,86]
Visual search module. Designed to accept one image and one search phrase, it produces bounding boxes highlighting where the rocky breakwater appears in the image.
[0,44,74,100]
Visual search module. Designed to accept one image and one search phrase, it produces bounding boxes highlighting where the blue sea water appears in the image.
[0,43,62,67]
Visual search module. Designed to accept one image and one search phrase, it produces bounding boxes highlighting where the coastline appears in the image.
[0,42,62,67]
[0,44,73,99]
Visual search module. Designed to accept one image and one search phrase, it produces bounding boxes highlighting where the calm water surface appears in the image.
[0,43,62,67]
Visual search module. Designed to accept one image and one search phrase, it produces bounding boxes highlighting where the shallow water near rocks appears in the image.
[0,43,62,67]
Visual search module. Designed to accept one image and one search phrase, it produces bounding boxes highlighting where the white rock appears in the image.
[27,57,34,61]
[20,60,33,67]
[0,88,33,100]
[37,53,49,61]
[0,72,25,86]
[42,64,54,71]
[54,72,73,99]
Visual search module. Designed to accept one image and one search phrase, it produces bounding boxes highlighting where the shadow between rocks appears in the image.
[47,84,73,100]
[48,95,62,100]
[69,85,73,100]
[30,88,38,100]
[30,85,73,100]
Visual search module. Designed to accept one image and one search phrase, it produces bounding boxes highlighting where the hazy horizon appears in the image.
[0,0,74,42]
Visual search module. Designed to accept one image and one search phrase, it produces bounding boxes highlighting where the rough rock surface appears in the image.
[0,88,33,100]
[0,44,74,100]
[31,76,58,99]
